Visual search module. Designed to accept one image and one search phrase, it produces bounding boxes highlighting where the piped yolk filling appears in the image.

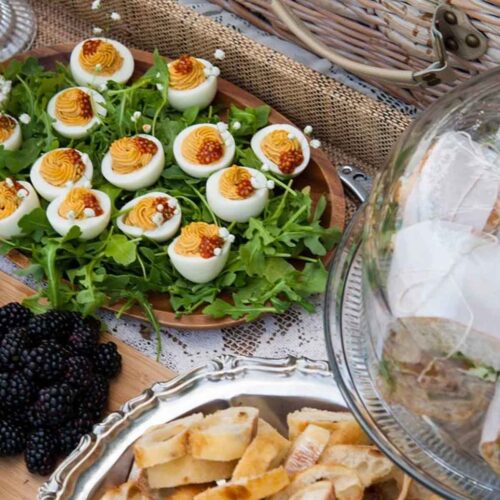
[174,222,223,258]
[58,187,103,220]
[169,55,206,90]
[125,197,175,230]
[181,126,224,165]
[40,149,85,186]
[219,166,254,200]
[79,39,123,76]
[0,179,24,220]
[261,130,303,174]
[55,88,93,126]
[110,136,158,174]
[0,115,16,143]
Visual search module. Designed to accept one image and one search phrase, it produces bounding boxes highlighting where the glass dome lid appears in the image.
[325,67,500,499]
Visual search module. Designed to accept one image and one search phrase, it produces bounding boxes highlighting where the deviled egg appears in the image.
[47,87,106,139]
[168,222,233,283]
[30,148,93,201]
[47,187,111,240]
[206,165,272,223]
[0,114,21,151]
[70,38,134,87]
[117,192,181,242]
[101,134,165,191]
[251,124,310,177]
[0,178,40,239]
[168,55,219,111]
[173,123,235,178]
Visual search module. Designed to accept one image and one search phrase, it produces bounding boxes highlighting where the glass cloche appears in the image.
[325,67,500,499]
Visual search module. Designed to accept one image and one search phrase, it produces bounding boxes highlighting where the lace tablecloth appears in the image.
[1,0,412,374]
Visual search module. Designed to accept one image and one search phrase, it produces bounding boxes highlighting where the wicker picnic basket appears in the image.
[211,0,500,108]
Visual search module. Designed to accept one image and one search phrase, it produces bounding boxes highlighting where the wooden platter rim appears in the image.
[6,44,346,330]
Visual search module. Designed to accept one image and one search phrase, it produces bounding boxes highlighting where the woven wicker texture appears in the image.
[211,0,500,108]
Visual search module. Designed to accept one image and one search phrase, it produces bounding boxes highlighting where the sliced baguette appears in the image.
[288,408,370,445]
[319,444,395,486]
[272,464,363,500]
[100,480,151,500]
[193,467,289,500]
[288,480,335,500]
[189,407,258,461]
[232,419,290,479]
[284,424,330,475]
[165,484,213,499]
[135,414,203,468]
[146,455,236,489]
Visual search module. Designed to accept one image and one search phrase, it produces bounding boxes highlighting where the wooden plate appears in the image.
[8,44,345,330]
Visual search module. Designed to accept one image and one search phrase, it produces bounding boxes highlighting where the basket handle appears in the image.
[271,0,456,87]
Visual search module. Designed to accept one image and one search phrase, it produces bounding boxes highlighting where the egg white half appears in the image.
[117,192,182,242]
[0,181,40,239]
[70,38,135,87]
[47,87,107,139]
[30,149,93,201]
[251,123,310,177]
[168,235,231,283]
[0,115,22,151]
[47,189,111,240]
[168,58,217,112]
[206,167,269,223]
[101,134,165,191]
[173,124,235,178]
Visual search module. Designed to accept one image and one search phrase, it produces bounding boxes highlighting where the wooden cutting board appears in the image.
[0,271,176,500]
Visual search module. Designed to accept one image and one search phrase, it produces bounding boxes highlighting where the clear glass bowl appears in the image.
[0,0,36,62]
[325,67,500,499]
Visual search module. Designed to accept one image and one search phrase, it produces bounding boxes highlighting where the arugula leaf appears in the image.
[228,104,270,136]
[104,235,137,266]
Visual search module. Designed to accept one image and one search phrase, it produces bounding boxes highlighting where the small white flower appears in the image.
[214,49,225,61]
[67,210,76,221]
[261,163,270,172]
[156,83,164,91]
[5,178,13,188]
[219,227,229,239]
[19,113,31,124]
[250,177,260,189]
[110,12,121,21]
[266,180,275,190]
[83,207,96,218]
[91,0,101,10]
[231,121,241,131]
[287,132,295,140]
[156,72,161,78]
[131,110,141,123]
[228,234,235,243]
[94,63,102,73]
[142,123,151,133]
[213,247,221,256]
[98,82,108,92]
[16,189,28,199]
[216,121,228,132]
[203,67,212,77]
[0,76,12,108]
[211,66,220,77]
[151,213,164,226]
[310,139,321,149]
[92,26,103,35]
[168,198,177,208]
[156,204,164,212]
[303,125,313,135]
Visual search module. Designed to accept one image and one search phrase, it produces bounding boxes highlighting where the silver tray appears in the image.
[39,355,346,500]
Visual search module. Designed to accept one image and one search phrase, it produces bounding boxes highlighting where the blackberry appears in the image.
[34,383,76,426]
[0,328,27,371]
[25,429,59,475]
[0,303,33,335]
[0,419,26,456]
[65,355,93,389]
[25,310,72,345]
[67,324,98,355]
[0,372,34,410]
[59,416,93,454]
[77,374,109,420]
[22,340,66,383]
[94,342,122,379]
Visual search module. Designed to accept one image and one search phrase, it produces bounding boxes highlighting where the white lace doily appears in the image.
[1,1,413,374]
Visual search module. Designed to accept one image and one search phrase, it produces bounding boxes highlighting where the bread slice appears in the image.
[100,480,151,500]
[288,480,335,500]
[134,414,203,468]
[232,419,290,479]
[284,424,330,475]
[193,467,289,499]
[189,407,258,461]
[272,464,363,500]
[287,408,370,445]
[146,455,236,489]
[319,444,394,486]
[165,484,213,500]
